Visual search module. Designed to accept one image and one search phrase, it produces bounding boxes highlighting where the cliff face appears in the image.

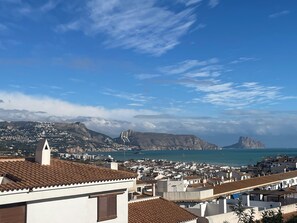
[115,129,219,150]
[224,136,265,149]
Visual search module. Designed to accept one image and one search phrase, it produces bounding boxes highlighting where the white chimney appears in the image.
[108,162,118,170]
[35,139,51,165]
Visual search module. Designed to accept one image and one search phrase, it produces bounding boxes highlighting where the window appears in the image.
[0,203,26,223]
[97,194,117,222]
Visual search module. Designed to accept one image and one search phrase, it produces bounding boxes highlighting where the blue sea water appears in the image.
[100,148,297,166]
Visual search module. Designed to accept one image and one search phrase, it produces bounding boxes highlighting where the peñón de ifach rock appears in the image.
[223,136,265,149]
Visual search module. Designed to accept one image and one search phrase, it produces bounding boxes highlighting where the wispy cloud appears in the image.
[177,0,203,6]
[57,0,197,56]
[269,10,290,19]
[128,103,144,107]
[103,89,155,104]
[197,82,288,108]
[134,74,160,80]
[209,0,219,8]
[40,0,60,12]
[139,58,294,109]
[230,57,258,64]
[180,77,292,108]
[159,58,218,74]
[17,4,33,16]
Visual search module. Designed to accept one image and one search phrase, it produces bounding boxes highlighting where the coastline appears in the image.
[95,148,297,167]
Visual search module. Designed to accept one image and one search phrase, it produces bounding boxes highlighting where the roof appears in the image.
[213,170,297,196]
[128,197,197,223]
[184,176,201,180]
[0,158,136,192]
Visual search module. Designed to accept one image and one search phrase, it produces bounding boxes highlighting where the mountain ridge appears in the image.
[115,129,220,150]
[0,121,220,153]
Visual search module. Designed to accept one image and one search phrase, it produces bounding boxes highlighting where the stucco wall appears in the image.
[27,190,128,223]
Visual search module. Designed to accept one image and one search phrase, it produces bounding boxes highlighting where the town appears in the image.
[2,139,297,223]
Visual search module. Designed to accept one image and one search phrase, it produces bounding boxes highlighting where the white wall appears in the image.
[250,200,280,209]
[27,190,128,223]
[160,188,213,201]
[156,180,184,193]
[205,203,220,216]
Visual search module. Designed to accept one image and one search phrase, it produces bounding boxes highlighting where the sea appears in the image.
[99,148,297,167]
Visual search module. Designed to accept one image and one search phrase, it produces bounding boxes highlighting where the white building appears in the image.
[0,139,136,223]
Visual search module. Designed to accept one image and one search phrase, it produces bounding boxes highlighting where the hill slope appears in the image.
[0,121,114,153]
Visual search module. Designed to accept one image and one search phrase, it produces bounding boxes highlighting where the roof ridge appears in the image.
[129,196,160,203]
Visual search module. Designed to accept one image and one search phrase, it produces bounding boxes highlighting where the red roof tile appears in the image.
[214,170,297,195]
[0,158,136,192]
[129,197,197,223]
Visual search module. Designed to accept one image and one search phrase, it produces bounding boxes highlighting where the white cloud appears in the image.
[0,91,157,121]
[269,10,290,19]
[1,91,297,146]
[58,0,197,56]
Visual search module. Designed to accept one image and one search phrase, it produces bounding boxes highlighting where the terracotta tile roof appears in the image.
[0,158,136,192]
[184,176,201,180]
[128,197,197,223]
[213,170,297,196]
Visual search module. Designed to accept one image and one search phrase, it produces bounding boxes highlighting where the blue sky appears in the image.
[0,0,297,147]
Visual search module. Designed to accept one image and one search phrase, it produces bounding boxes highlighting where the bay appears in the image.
[99,148,297,166]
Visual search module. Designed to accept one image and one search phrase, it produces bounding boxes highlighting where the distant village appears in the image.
[56,151,297,186]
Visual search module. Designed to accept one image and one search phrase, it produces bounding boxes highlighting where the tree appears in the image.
[231,199,255,223]
[262,208,283,223]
